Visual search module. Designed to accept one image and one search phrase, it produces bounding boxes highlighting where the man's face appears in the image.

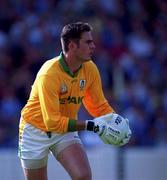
[74,31,95,62]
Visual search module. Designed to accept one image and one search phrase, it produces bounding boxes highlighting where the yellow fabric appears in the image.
[20,54,114,133]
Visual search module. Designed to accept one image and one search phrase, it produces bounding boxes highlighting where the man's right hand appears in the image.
[86,113,132,146]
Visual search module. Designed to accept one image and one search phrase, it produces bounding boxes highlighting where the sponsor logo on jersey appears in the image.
[60,83,68,94]
[80,80,86,90]
[59,96,84,104]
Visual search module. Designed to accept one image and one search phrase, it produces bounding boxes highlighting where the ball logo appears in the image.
[108,126,120,135]
[115,116,122,125]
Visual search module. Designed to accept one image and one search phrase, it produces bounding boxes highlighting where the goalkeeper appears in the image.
[18,22,131,180]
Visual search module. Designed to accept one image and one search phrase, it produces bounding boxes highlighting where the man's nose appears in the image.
[90,42,96,49]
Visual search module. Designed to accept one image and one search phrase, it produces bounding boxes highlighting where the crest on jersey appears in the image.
[60,83,68,94]
[80,79,86,90]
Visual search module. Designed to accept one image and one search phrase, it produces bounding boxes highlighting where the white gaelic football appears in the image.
[95,113,132,146]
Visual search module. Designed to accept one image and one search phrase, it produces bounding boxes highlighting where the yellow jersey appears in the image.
[21,53,114,133]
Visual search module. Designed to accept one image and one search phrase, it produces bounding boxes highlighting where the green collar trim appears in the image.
[59,52,82,78]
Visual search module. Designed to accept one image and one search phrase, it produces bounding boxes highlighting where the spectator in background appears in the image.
[0,0,166,148]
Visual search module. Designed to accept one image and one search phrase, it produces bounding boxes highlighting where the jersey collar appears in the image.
[59,52,82,78]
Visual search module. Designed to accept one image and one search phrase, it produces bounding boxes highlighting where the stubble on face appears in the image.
[76,32,95,62]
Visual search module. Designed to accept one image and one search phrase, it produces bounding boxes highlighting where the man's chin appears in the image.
[83,58,91,63]
[82,55,93,62]
[85,54,94,61]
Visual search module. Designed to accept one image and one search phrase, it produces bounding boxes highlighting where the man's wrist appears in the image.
[85,120,95,131]
[85,120,100,133]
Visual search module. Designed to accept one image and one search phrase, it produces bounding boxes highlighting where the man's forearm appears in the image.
[68,119,86,132]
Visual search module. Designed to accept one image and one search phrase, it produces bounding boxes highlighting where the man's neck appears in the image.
[63,53,82,73]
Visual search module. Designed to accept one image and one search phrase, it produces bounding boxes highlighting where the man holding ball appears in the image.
[18,21,131,180]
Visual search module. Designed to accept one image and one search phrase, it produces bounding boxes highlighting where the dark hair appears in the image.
[61,22,92,52]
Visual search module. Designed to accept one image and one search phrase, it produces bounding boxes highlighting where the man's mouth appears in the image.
[90,51,94,56]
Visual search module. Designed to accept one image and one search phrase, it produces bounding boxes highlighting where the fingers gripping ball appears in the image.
[98,114,132,146]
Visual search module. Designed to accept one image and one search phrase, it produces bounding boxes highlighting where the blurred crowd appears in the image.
[0,0,167,148]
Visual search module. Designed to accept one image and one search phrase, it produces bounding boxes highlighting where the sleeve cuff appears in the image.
[68,119,77,132]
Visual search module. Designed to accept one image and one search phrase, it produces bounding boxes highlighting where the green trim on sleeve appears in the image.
[68,119,77,132]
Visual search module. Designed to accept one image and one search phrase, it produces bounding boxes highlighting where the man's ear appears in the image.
[68,40,78,50]
[68,41,76,50]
